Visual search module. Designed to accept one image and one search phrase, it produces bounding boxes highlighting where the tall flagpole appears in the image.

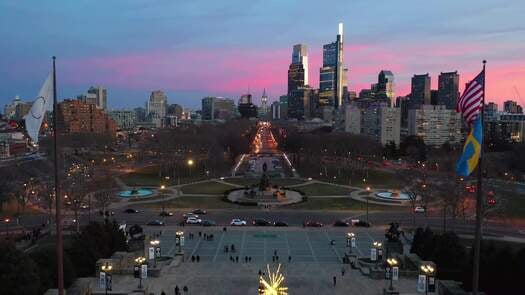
[472,60,486,295]
[52,56,65,295]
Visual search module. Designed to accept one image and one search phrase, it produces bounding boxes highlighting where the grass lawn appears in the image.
[222,177,307,187]
[288,197,394,211]
[293,183,354,196]
[120,171,207,187]
[181,181,236,195]
[144,196,243,210]
[493,188,525,218]
[297,167,402,189]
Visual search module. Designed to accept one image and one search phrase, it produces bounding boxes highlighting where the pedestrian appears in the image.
[231,244,235,252]
[333,276,336,287]
[223,227,227,232]
[199,231,202,237]
[276,255,279,262]
[274,249,277,256]
[245,256,248,263]
[183,286,188,293]
[161,291,166,295]
[341,267,345,276]
[230,255,233,262]
[204,233,207,239]
[197,255,200,262]
[272,256,275,262]
[249,257,252,262]
[288,255,292,262]
[175,285,179,295]
[259,270,262,276]
[191,255,195,262]
[236,256,239,263]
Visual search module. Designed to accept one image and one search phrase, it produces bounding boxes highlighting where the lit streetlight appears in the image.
[365,186,371,223]
[100,262,113,295]
[420,263,436,295]
[4,218,11,239]
[386,257,399,291]
[175,231,184,254]
[134,256,146,289]
[347,232,355,254]
[150,239,160,267]
[187,159,194,177]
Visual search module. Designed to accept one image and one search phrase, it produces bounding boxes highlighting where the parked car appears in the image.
[201,220,216,226]
[192,209,207,215]
[160,211,174,217]
[124,208,139,214]
[230,219,247,226]
[183,212,199,218]
[273,221,289,227]
[333,220,350,227]
[414,206,426,213]
[253,219,272,226]
[352,220,371,227]
[186,217,202,224]
[147,220,165,226]
[304,221,323,227]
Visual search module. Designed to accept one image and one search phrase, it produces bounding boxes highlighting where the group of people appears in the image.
[159,285,188,295]
[188,231,214,241]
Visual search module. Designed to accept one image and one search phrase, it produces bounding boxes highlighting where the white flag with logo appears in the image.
[25,72,53,144]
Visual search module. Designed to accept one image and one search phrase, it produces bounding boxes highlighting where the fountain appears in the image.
[119,187,154,198]
[375,191,411,201]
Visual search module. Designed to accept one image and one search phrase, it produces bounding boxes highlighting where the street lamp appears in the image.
[366,186,371,223]
[187,159,194,177]
[386,257,398,291]
[100,262,113,295]
[347,232,355,254]
[134,256,146,289]
[176,231,184,254]
[372,241,383,262]
[420,263,436,295]
[150,239,160,267]
[4,218,10,239]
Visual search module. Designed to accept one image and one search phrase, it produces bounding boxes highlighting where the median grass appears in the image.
[293,183,354,196]
[144,196,243,210]
[288,197,395,211]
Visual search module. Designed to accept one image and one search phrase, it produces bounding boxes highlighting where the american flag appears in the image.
[457,70,485,126]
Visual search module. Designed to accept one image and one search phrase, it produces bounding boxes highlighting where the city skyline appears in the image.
[1,0,524,109]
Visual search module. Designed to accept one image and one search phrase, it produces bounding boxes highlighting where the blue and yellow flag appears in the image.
[456,116,483,176]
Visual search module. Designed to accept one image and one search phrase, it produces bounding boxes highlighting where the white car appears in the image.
[230,219,247,226]
[414,206,426,213]
[186,217,202,224]
[183,212,199,218]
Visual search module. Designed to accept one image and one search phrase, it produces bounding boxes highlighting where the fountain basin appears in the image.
[375,191,411,201]
[119,189,154,198]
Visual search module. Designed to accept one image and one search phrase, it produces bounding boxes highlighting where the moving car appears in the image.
[160,211,174,217]
[192,209,207,215]
[99,210,115,216]
[230,219,247,226]
[253,219,272,226]
[304,221,323,227]
[352,220,371,227]
[273,221,288,227]
[124,208,139,214]
[147,220,165,226]
[333,220,350,227]
[414,206,426,213]
[201,220,216,226]
[186,217,202,224]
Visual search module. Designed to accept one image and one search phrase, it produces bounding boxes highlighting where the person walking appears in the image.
[175,285,179,295]
[236,256,239,263]
[341,267,345,276]
[333,276,337,287]
[197,255,200,262]
[288,255,292,262]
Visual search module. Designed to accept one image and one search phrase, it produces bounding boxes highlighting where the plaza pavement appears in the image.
[92,227,421,295]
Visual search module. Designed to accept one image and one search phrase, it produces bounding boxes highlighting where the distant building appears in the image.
[410,74,431,108]
[377,70,395,106]
[345,104,401,146]
[86,86,108,110]
[408,105,462,146]
[147,90,168,127]
[437,71,459,109]
[259,89,269,117]
[486,113,525,143]
[484,102,499,121]
[288,44,308,96]
[319,23,347,109]
[288,87,315,120]
[134,107,147,122]
[202,96,236,121]
[238,94,257,118]
[3,96,32,120]
[167,104,183,118]
[279,95,288,120]
[504,100,521,114]
[344,105,361,134]
[57,100,117,137]
[430,90,439,105]
[108,110,137,130]
[271,101,280,120]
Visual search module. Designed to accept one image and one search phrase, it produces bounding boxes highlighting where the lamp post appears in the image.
[4,218,10,239]
[150,239,160,267]
[134,256,146,289]
[365,186,371,223]
[175,231,184,254]
[347,232,355,254]
[100,262,113,295]
[420,263,436,295]
[187,159,194,177]
[372,241,383,262]
[160,184,166,213]
[386,257,398,291]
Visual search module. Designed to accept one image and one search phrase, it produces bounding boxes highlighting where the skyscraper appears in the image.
[288,44,308,95]
[319,23,347,109]
[260,89,269,114]
[410,74,431,108]
[238,93,257,118]
[147,90,167,126]
[87,86,108,111]
[377,70,395,106]
[504,100,520,113]
[437,71,460,109]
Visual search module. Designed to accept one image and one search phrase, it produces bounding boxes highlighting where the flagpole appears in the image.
[472,60,486,295]
[52,56,65,295]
